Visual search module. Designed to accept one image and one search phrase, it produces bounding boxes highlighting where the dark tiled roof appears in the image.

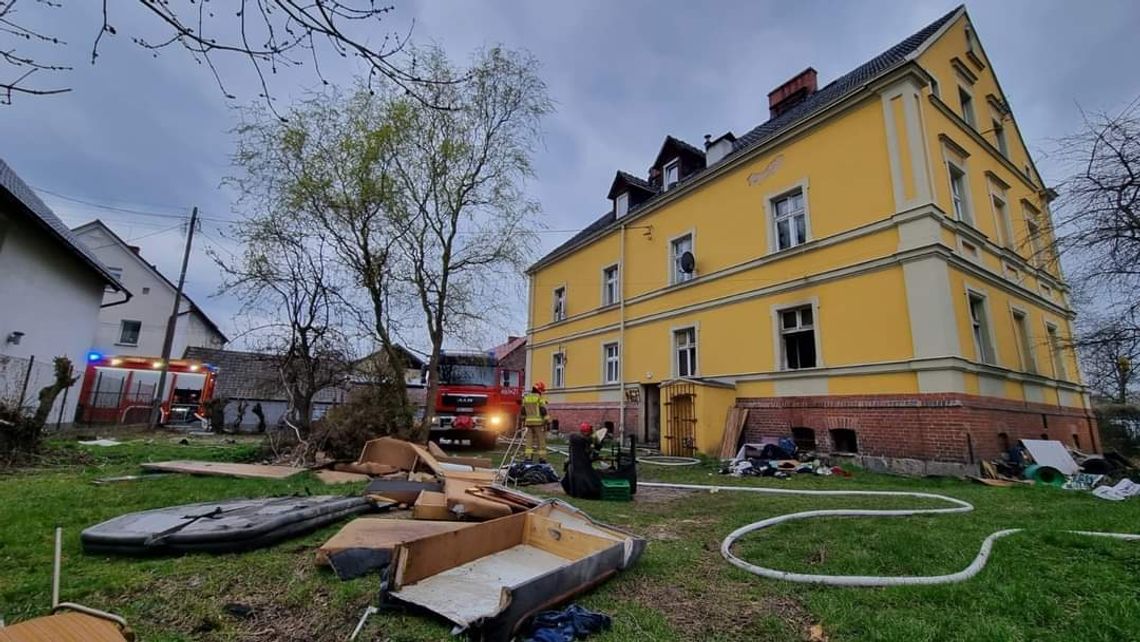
[608,170,658,199]
[529,6,961,273]
[184,346,343,402]
[0,158,124,289]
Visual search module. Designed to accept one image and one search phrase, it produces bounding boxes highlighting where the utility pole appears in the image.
[148,207,198,429]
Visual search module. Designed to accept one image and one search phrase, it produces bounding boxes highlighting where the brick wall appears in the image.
[547,402,639,437]
[738,393,1098,463]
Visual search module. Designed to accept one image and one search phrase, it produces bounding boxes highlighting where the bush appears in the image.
[1096,403,1140,457]
[314,384,414,460]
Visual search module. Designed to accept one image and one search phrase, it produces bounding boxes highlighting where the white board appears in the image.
[1020,439,1079,475]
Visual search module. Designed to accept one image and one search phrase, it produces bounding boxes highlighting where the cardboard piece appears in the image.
[358,437,445,477]
[413,491,454,520]
[364,478,444,504]
[444,477,512,520]
[315,470,371,485]
[334,462,401,476]
[718,407,749,460]
[1020,439,1080,476]
[0,611,128,642]
[316,517,471,565]
[139,460,302,479]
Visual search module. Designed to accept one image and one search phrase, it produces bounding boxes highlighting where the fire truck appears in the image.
[427,351,523,449]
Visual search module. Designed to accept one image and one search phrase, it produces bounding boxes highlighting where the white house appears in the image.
[72,220,227,358]
[0,159,126,423]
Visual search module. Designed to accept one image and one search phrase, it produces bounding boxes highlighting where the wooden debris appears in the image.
[314,470,370,485]
[139,460,302,479]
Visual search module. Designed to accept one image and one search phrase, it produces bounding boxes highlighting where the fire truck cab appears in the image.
[427,351,522,449]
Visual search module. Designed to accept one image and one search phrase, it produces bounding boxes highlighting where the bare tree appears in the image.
[214,212,350,458]
[2,0,454,109]
[1051,101,1140,317]
[385,46,552,438]
[1075,314,1140,403]
[229,90,413,422]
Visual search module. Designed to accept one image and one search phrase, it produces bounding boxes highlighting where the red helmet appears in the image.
[533,381,547,393]
[579,422,593,435]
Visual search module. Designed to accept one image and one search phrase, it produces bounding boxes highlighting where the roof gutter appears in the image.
[101,289,133,309]
[527,61,932,274]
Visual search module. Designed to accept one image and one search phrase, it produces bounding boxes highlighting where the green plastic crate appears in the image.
[600,478,632,501]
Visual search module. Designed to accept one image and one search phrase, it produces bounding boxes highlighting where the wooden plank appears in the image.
[314,470,370,485]
[316,517,470,564]
[140,460,302,479]
[413,491,454,520]
[718,407,749,460]
[445,477,512,520]
[524,513,618,561]
[394,512,527,588]
[0,612,127,642]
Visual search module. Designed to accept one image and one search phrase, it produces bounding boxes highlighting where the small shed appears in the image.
[658,378,737,457]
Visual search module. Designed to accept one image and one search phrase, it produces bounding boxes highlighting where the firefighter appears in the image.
[520,381,550,462]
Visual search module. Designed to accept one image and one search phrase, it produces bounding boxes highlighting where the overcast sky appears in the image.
[2,1,1138,353]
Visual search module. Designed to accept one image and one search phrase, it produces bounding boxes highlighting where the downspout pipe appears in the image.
[618,223,626,439]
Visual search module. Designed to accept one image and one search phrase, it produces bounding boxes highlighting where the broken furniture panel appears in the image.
[316,517,472,580]
[363,478,444,504]
[390,508,644,641]
[139,460,303,479]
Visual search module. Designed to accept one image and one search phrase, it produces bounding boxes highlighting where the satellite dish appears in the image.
[679,251,696,274]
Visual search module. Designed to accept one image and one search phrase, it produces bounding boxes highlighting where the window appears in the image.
[674,327,697,377]
[670,234,694,284]
[948,164,971,224]
[779,306,817,369]
[992,118,1008,157]
[141,287,150,295]
[603,342,620,384]
[968,292,996,364]
[615,192,629,218]
[552,352,566,388]
[1024,211,1045,267]
[959,87,976,128]
[772,189,807,251]
[829,428,858,454]
[602,265,619,306]
[1012,310,1037,373]
[118,320,141,346]
[664,159,680,190]
[792,427,817,452]
[106,267,123,292]
[552,286,566,322]
[1046,323,1067,380]
[992,194,1012,248]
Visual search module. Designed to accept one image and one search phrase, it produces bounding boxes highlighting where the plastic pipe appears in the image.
[640,481,1140,587]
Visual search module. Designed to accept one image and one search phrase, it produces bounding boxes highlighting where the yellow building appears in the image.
[525,6,1095,469]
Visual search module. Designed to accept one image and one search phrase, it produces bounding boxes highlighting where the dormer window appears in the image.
[664,159,680,190]
[615,192,629,217]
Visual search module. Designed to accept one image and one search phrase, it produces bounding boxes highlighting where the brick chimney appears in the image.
[768,67,817,119]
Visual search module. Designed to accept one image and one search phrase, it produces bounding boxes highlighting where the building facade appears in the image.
[72,220,227,358]
[0,159,124,424]
[525,7,1093,468]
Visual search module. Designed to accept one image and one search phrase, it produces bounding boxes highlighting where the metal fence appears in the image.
[77,370,156,425]
[0,354,80,427]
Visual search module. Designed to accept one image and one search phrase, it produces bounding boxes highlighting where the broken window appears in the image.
[674,327,697,377]
[1046,323,1067,380]
[780,306,817,369]
[829,428,858,454]
[552,286,566,322]
[792,427,817,452]
[968,292,996,364]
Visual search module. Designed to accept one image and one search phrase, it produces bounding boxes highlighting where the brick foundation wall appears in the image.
[739,393,1098,464]
[547,402,639,436]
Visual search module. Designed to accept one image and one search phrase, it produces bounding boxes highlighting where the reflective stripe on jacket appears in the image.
[521,392,547,426]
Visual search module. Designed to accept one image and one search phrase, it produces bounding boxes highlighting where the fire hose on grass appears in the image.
[639,481,1140,587]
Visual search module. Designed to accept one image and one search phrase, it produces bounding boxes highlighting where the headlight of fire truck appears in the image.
[488,414,504,428]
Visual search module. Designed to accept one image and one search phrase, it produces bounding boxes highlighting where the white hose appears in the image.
[636,455,700,466]
[640,481,1140,587]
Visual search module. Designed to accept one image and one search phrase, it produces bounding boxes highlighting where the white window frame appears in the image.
[552,285,567,322]
[1010,306,1037,374]
[990,190,1013,249]
[947,160,973,225]
[601,264,619,307]
[1023,205,1046,267]
[966,288,997,365]
[552,351,566,388]
[668,231,695,285]
[958,85,977,129]
[105,266,123,292]
[771,299,822,371]
[672,325,698,378]
[118,319,142,346]
[1045,322,1068,381]
[991,115,1009,157]
[615,192,629,218]
[602,342,620,384]
[765,180,811,253]
[663,158,680,190]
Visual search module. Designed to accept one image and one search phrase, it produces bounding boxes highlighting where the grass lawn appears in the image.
[2,435,1139,641]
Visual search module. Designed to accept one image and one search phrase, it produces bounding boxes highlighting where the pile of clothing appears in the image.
[720,437,849,478]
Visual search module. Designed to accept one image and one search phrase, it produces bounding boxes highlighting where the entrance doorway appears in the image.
[640,384,660,446]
